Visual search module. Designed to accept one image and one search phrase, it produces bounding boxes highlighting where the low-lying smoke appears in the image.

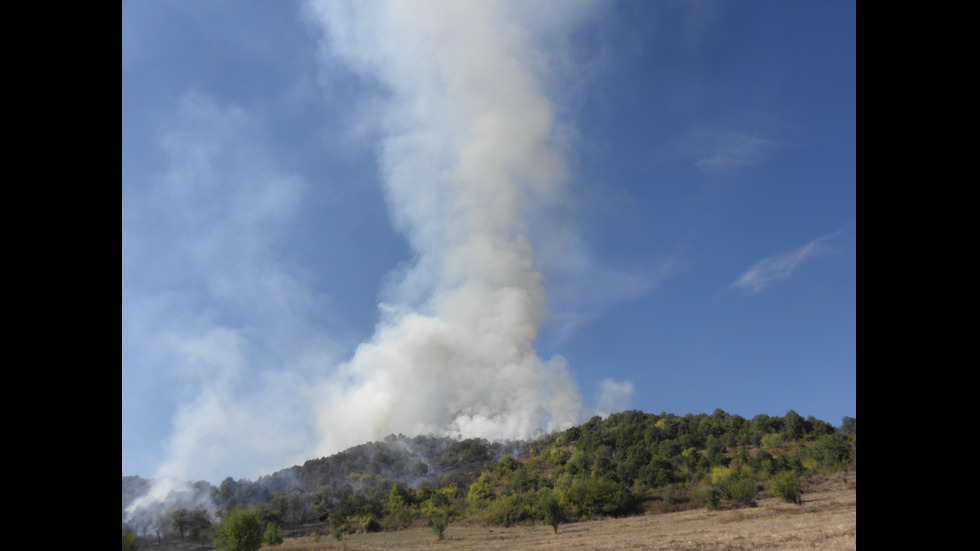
[124,477,218,538]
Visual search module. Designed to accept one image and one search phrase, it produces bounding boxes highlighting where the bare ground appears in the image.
[272,473,855,551]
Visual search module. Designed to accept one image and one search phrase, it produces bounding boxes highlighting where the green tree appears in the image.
[540,492,565,534]
[187,508,213,541]
[497,455,519,473]
[218,477,238,507]
[566,450,590,476]
[213,509,263,551]
[705,435,727,466]
[808,433,851,470]
[421,488,455,539]
[782,410,806,441]
[164,507,189,539]
[387,483,416,518]
[807,416,834,437]
[639,454,675,489]
[751,449,776,477]
[466,472,495,511]
[271,491,288,520]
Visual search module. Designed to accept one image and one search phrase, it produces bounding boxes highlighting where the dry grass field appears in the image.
[269,473,855,551]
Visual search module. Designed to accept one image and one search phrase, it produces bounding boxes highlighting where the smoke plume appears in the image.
[306,0,593,456]
[123,1,631,499]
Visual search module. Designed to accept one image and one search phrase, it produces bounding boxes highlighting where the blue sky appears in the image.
[122,0,855,484]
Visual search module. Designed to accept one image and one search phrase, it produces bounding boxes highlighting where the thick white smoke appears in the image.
[305,0,599,455]
[124,2,635,502]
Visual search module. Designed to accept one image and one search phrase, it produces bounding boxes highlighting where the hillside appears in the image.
[122,409,856,548]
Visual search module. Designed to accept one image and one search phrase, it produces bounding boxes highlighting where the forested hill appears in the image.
[123,433,533,532]
[122,409,855,543]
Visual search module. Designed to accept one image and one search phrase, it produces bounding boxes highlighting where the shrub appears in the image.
[701,485,722,510]
[428,511,449,540]
[566,478,638,518]
[483,493,535,526]
[329,515,348,541]
[807,434,851,471]
[724,478,758,507]
[770,471,802,504]
[360,515,382,533]
[710,465,735,485]
[122,532,138,551]
[213,509,263,551]
[661,484,680,507]
[262,523,283,546]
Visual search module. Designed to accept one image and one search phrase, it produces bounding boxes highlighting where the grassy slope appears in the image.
[270,472,855,551]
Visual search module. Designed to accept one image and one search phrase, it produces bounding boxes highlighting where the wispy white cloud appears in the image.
[545,254,679,343]
[687,125,779,172]
[665,117,789,174]
[694,130,776,171]
[730,232,839,294]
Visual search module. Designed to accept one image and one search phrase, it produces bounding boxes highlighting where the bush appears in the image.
[807,434,851,471]
[710,465,735,485]
[566,478,639,518]
[483,493,535,526]
[770,471,802,504]
[329,516,348,541]
[428,511,449,540]
[701,485,722,510]
[360,515,382,533]
[724,478,758,507]
[262,523,283,546]
[213,509,263,551]
[122,532,138,551]
[661,484,680,507]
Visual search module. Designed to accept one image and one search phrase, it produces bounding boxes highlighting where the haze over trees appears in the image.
[122,409,855,545]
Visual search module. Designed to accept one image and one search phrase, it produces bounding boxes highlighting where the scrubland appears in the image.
[271,473,855,551]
